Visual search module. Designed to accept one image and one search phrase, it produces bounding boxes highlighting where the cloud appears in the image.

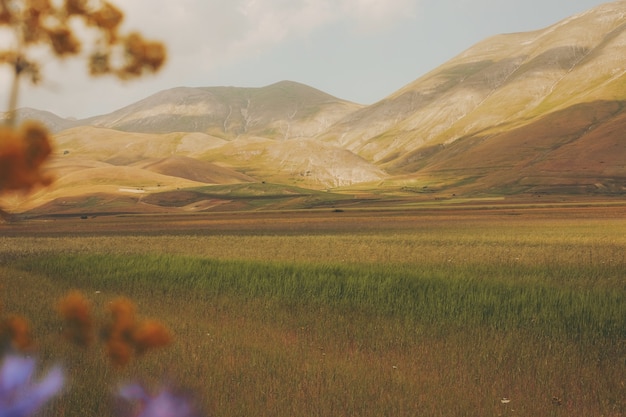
[341,0,419,31]
[230,0,334,58]
[104,0,421,73]
[108,0,419,81]
[220,0,419,66]
[1,0,422,117]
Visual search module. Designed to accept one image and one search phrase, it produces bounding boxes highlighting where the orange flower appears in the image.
[106,338,133,367]
[57,291,94,347]
[27,0,52,15]
[107,297,136,335]
[65,0,88,16]
[0,121,53,194]
[21,121,52,166]
[0,314,32,351]
[133,320,172,355]
[102,297,172,366]
[102,298,136,366]
[0,1,14,24]
[119,32,166,78]
[47,27,81,56]
[87,1,124,33]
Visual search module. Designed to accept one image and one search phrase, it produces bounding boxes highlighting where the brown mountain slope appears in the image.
[0,127,254,213]
[397,100,626,195]
[135,156,255,184]
[0,123,385,213]
[320,1,626,175]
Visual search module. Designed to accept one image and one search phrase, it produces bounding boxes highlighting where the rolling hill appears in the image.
[82,80,363,139]
[2,1,626,215]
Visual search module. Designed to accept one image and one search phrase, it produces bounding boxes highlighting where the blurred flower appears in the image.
[133,320,172,355]
[102,298,172,366]
[0,315,32,351]
[103,298,137,366]
[119,384,197,417]
[118,32,166,79]
[0,0,166,93]
[57,290,94,347]
[65,0,89,16]
[0,121,53,195]
[87,2,124,32]
[0,354,64,417]
[47,26,81,56]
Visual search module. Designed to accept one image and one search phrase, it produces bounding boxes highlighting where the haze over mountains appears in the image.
[2,0,626,215]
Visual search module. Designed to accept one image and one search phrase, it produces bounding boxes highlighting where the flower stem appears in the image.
[6,62,21,127]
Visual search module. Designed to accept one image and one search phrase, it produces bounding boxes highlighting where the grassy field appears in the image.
[1,206,625,416]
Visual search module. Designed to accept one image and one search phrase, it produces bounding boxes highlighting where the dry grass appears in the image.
[1,207,625,416]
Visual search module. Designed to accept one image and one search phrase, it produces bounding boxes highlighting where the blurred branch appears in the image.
[0,0,166,208]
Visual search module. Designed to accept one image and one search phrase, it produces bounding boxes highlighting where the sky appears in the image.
[0,0,613,119]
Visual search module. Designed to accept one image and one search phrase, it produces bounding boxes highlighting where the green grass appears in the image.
[1,215,626,416]
[12,253,626,340]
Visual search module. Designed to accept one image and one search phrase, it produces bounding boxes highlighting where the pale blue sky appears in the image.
[1,0,614,118]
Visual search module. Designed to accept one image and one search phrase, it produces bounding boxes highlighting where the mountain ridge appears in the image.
[319,0,626,167]
[2,1,626,215]
[81,80,364,139]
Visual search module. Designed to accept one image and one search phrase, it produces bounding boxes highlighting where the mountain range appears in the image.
[2,0,625,215]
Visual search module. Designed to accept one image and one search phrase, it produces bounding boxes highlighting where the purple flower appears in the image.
[119,384,197,417]
[0,354,64,417]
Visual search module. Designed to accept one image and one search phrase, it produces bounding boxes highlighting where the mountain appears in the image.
[18,127,254,212]
[202,137,387,188]
[82,80,363,139]
[317,0,626,194]
[2,1,626,215]
[0,121,385,214]
[0,108,81,133]
[0,82,383,214]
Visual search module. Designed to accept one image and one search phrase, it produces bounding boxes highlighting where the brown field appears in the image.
[3,198,626,237]
[2,200,626,417]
